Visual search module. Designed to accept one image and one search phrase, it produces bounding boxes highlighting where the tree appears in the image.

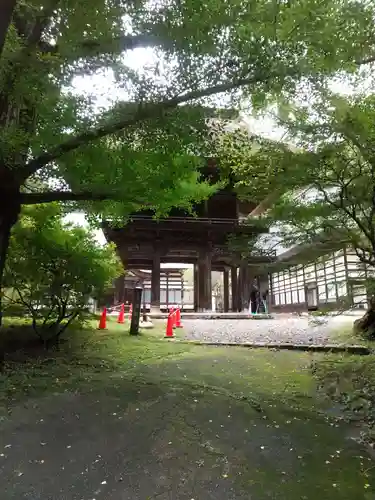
[230,92,375,336]
[3,204,122,347]
[1,0,375,324]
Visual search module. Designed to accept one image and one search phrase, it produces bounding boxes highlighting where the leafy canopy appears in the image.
[1,0,375,223]
[230,91,375,269]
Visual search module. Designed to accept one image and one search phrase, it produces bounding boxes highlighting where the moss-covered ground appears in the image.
[0,318,373,499]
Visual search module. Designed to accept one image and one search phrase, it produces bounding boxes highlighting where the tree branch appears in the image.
[353,246,375,267]
[23,68,297,179]
[26,0,60,49]
[2,293,17,305]
[0,0,17,60]
[39,33,168,58]
[37,29,375,70]
[13,283,39,325]
[53,292,68,326]
[356,55,375,66]
[316,180,373,243]
[42,299,58,327]
[57,310,79,337]
[20,190,150,205]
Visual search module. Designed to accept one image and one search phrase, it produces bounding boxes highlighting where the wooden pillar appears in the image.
[231,266,238,312]
[181,273,184,310]
[114,274,126,304]
[239,263,253,312]
[113,276,119,304]
[198,248,212,311]
[268,273,272,312]
[194,263,199,311]
[142,284,147,321]
[166,271,169,310]
[238,265,244,312]
[223,268,229,312]
[151,250,160,312]
[121,274,127,304]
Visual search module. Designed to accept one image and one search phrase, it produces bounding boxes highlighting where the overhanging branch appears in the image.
[24,68,297,179]
[27,0,60,49]
[39,33,168,58]
[356,54,375,66]
[20,190,149,205]
[0,0,17,60]
[36,30,375,65]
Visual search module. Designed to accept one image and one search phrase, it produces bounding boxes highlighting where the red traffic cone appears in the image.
[98,308,107,330]
[117,303,125,324]
[129,304,133,321]
[169,307,176,328]
[175,308,183,328]
[165,312,175,338]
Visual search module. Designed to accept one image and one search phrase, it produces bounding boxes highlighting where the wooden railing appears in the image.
[128,215,260,226]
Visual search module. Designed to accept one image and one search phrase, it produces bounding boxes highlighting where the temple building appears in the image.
[111,267,194,311]
[264,245,371,313]
[103,161,274,312]
[252,186,373,313]
[103,155,371,314]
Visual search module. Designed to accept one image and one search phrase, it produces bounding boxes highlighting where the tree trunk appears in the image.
[353,296,375,339]
[0,215,13,326]
[0,210,19,372]
[0,167,22,325]
[0,0,17,60]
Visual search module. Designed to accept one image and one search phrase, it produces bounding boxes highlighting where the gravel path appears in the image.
[182,315,357,345]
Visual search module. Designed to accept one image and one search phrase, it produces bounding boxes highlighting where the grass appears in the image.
[1,316,375,498]
[2,316,374,423]
[0,316,195,409]
[329,324,370,345]
[313,352,375,446]
[0,316,315,408]
[317,316,375,350]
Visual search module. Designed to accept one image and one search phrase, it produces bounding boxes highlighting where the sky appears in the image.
[66,46,374,260]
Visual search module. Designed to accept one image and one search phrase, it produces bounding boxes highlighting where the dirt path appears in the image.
[0,347,373,499]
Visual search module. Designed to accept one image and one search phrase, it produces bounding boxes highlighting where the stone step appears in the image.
[149,312,273,320]
[172,340,372,355]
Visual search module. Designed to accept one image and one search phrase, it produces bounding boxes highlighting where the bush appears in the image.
[3,303,28,318]
[4,205,122,347]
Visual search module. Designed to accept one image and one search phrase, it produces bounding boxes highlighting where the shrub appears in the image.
[4,205,122,347]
